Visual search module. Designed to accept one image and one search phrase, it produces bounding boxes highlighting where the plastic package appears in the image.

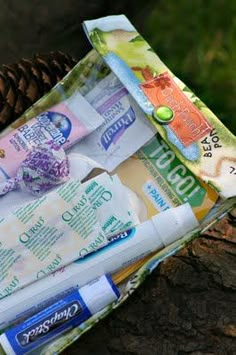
[0,91,103,181]
[0,14,234,355]
[115,134,219,221]
[70,72,156,171]
[0,173,138,299]
[0,204,197,331]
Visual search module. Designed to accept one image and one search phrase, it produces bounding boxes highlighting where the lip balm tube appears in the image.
[0,274,119,355]
[0,203,198,331]
[0,91,103,181]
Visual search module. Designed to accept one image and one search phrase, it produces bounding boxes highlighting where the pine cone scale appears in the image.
[0,51,77,130]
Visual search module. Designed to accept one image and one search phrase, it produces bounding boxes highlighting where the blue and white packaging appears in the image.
[0,204,198,332]
[69,72,156,172]
[0,275,119,355]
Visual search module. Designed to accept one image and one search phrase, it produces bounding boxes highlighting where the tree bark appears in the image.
[64,210,236,355]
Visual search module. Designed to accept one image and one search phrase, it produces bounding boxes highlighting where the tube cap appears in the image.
[152,203,199,247]
[79,274,119,315]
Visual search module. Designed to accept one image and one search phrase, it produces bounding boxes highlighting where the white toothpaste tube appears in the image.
[69,72,156,172]
[0,203,198,331]
[0,172,138,300]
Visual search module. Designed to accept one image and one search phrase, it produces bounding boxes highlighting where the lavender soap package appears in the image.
[0,15,235,355]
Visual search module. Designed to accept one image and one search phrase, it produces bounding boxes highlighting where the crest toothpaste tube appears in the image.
[0,91,104,181]
[0,275,119,355]
[0,203,198,331]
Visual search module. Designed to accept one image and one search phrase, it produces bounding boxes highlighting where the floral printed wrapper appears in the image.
[0,16,235,355]
[0,141,69,196]
[83,15,236,199]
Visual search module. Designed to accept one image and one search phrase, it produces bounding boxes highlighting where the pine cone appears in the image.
[0,51,77,131]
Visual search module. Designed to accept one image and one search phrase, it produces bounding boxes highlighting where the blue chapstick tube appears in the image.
[0,275,119,355]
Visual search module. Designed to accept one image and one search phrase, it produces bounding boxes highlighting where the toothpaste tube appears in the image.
[0,91,104,181]
[0,172,138,299]
[0,203,198,330]
[69,72,156,172]
[0,275,119,355]
[115,134,218,221]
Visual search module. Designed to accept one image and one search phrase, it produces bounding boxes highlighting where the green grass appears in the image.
[142,0,236,134]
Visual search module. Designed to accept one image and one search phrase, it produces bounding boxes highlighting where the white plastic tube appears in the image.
[0,203,198,331]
